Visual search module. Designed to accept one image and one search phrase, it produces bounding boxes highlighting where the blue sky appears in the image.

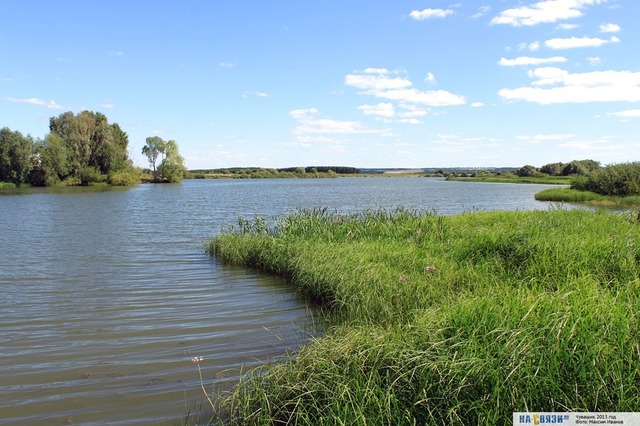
[2,0,639,169]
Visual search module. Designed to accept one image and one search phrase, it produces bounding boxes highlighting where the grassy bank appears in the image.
[447,175,571,185]
[536,188,640,208]
[207,208,640,425]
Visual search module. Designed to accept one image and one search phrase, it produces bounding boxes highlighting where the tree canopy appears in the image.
[1,111,136,186]
[142,136,186,183]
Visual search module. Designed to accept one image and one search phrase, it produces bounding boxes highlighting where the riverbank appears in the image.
[446,175,571,185]
[535,188,640,208]
[207,208,640,425]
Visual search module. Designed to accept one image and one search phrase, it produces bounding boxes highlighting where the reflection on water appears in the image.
[0,178,563,425]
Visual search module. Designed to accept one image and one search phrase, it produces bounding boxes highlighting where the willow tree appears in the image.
[158,139,186,183]
[0,127,33,185]
[48,110,131,183]
[141,136,166,181]
[142,136,185,183]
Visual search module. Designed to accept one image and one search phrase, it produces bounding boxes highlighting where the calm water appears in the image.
[1,178,563,425]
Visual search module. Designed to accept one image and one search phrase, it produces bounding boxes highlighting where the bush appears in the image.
[108,168,141,186]
[572,162,640,196]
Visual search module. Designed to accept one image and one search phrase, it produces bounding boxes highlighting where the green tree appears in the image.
[540,162,564,176]
[37,133,70,185]
[0,127,34,185]
[142,136,166,181]
[158,139,186,183]
[516,164,538,177]
[49,110,130,180]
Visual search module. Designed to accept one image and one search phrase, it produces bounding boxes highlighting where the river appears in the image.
[0,177,566,425]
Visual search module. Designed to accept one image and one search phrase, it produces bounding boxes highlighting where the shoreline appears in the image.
[207,208,640,425]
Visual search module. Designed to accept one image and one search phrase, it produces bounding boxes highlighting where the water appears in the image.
[0,178,563,425]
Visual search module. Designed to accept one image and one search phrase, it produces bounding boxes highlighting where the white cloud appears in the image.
[498,68,640,104]
[491,0,604,27]
[409,8,454,20]
[358,102,395,118]
[425,72,436,84]
[518,41,541,51]
[345,69,465,106]
[517,134,575,143]
[557,23,579,30]
[345,68,412,91]
[241,91,269,98]
[557,139,619,151]
[396,118,422,125]
[398,104,429,117]
[471,102,485,107]
[3,96,63,109]
[599,23,621,33]
[107,51,124,57]
[498,56,567,66]
[586,56,602,65]
[289,108,387,135]
[100,102,114,109]
[471,6,492,19]
[545,36,620,49]
[609,109,640,118]
[219,62,236,68]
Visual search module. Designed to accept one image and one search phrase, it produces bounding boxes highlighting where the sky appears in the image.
[2,0,640,170]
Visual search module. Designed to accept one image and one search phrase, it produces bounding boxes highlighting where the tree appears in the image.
[516,165,538,177]
[540,162,564,176]
[142,136,166,181]
[158,139,186,183]
[49,110,130,180]
[37,133,70,185]
[0,127,34,185]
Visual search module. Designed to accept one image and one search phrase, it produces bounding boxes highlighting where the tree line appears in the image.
[516,159,601,177]
[1,111,185,187]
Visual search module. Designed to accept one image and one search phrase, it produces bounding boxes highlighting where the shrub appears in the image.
[108,168,141,186]
[572,162,640,196]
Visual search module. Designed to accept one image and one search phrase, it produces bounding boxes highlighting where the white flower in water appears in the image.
[191,356,204,364]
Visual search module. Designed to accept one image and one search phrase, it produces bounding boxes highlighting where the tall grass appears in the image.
[206,208,640,425]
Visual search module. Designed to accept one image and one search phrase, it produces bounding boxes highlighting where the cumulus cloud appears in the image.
[3,96,63,109]
[358,102,395,118]
[409,8,454,20]
[398,104,429,118]
[345,68,465,107]
[599,23,621,33]
[289,108,388,135]
[498,67,640,104]
[545,36,620,49]
[491,0,604,27]
[498,56,567,66]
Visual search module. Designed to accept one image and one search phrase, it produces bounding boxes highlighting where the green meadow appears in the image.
[206,208,640,425]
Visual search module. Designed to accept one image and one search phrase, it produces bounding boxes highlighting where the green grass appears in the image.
[206,208,640,425]
[536,188,640,208]
[447,175,571,185]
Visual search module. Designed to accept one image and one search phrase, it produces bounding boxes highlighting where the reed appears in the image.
[206,208,640,425]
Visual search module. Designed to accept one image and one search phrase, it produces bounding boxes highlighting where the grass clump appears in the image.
[206,208,640,425]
